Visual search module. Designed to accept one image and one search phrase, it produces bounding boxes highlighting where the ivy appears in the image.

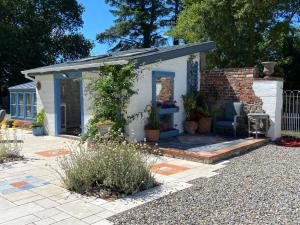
[82,63,139,141]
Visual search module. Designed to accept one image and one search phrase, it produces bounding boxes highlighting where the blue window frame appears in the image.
[10,92,36,120]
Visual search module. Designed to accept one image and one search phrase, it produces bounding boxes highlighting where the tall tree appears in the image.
[97,0,170,51]
[166,0,183,45]
[171,0,300,68]
[0,0,92,106]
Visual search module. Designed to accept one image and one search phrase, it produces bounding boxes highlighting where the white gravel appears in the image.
[110,144,300,225]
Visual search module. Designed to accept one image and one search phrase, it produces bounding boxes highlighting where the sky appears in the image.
[77,0,114,56]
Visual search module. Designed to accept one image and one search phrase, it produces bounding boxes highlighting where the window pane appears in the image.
[18,94,24,117]
[12,105,16,116]
[33,94,37,117]
[25,94,32,118]
[11,94,16,104]
[11,94,16,116]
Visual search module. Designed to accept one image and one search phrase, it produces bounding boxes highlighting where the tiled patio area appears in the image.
[155,135,270,163]
[0,129,228,225]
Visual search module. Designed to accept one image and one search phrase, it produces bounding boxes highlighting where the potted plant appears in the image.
[198,104,214,133]
[96,119,114,135]
[31,109,45,136]
[144,106,161,141]
[182,93,198,134]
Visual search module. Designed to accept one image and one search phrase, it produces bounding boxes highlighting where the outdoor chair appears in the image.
[214,102,243,137]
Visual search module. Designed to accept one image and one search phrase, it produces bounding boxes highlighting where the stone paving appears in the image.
[156,135,270,163]
[0,129,228,225]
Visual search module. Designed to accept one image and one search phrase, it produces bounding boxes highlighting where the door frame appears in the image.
[54,72,84,136]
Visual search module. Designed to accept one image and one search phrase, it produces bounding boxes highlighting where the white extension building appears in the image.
[21,42,216,141]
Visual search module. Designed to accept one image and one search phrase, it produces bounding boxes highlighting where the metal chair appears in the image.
[214,102,243,137]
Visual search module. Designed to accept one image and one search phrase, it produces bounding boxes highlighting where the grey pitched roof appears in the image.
[9,82,36,91]
[22,41,215,77]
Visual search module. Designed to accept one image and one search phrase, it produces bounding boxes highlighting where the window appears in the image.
[11,93,17,116]
[25,93,32,118]
[18,93,24,117]
[33,94,37,117]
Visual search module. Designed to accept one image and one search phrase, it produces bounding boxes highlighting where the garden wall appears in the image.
[200,68,263,114]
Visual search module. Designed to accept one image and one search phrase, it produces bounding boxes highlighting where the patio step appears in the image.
[157,137,270,164]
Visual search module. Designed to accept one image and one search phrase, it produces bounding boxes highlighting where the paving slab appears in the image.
[0,129,234,224]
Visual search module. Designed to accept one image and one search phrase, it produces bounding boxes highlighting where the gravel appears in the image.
[110,144,300,225]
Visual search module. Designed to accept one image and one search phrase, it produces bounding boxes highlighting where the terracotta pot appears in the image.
[145,129,160,142]
[198,117,212,133]
[184,121,198,134]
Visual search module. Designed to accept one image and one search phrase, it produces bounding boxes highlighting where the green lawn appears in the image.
[281,130,300,138]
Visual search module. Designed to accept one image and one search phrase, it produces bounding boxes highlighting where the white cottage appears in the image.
[21,42,216,141]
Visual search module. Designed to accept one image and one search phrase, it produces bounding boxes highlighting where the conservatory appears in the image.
[8,82,37,120]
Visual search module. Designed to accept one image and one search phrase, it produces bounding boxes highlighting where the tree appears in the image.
[97,0,170,51]
[0,0,92,106]
[171,0,300,68]
[166,0,183,45]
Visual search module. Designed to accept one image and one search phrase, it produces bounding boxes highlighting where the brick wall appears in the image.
[200,68,263,114]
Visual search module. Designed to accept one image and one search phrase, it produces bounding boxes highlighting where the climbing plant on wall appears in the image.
[82,63,139,141]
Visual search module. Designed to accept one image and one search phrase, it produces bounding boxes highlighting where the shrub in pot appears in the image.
[182,93,198,134]
[144,106,161,141]
[198,104,213,133]
[31,109,45,136]
[96,119,114,136]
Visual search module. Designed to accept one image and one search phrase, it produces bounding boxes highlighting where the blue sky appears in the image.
[77,0,114,55]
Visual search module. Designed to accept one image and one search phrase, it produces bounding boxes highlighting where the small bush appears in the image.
[0,126,23,163]
[5,119,14,128]
[59,138,155,196]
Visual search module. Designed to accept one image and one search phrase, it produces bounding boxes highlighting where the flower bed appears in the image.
[276,136,300,147]
[59,136,157,199]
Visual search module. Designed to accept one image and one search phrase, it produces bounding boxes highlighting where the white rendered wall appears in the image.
[126,54,200,141]
[35,74,56,135]
[253,80,283,140]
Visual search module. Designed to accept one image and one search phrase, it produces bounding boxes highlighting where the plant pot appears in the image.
[198,117,212,133]
[32,127,44,136]
[184,121,198,134]
[145,129,160,142]
[97,124,113,136]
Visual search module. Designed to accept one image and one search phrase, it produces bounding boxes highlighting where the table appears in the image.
[248,113,270,139]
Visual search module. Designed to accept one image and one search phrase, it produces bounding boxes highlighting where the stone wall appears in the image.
[200,68,263,114]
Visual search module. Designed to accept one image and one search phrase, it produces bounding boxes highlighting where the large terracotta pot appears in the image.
[184,121,198,134]
[145,129,160,142]
[198,117,212,133]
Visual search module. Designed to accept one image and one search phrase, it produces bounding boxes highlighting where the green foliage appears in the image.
[0,0,93,99]
[182,92,198,120]
[83,63,138,141]
[97,0,182,50]
[198,104,213,118]
[145,106,161,130]
[171,0,300,68]
[0,128,23,163]
[31,109,45,128]
[5,119,14,128]
[59,139,155,195]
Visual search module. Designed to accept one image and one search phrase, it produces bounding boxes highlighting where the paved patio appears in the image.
[155,134,270,163]
[0,130,227,225]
